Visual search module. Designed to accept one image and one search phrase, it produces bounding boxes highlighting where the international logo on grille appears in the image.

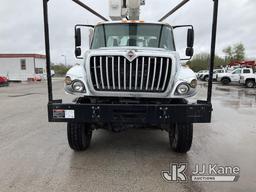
[126,50,136,61]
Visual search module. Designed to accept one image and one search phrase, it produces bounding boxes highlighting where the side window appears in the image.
[243,69,251,74]
[160,26,175,50]
[232,69,241,74]
[20,59,26,70]
[35,68,44,74]
[91,26,105,49]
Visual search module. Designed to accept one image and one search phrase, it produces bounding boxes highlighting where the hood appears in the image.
[84,48,179,63]
[96,46,170,52]
[86,46,175,55]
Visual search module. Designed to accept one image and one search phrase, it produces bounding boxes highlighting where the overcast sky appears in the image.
[0,0,255,65]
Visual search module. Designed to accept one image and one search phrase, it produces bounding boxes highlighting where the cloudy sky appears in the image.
[0,0,255,65]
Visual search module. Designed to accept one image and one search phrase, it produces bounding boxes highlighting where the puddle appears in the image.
[214,86,256,108]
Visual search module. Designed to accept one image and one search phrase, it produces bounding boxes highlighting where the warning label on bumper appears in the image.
[53,109,75,119]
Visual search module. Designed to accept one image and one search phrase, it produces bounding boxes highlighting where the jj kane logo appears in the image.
[162,163,240,182]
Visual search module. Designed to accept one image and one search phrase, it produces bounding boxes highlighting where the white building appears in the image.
[0,54,46,81]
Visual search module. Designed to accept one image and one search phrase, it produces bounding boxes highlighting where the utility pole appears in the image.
[61,54,67,66]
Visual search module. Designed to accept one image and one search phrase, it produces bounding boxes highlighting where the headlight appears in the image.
[64,76,72,85]
[72,80,85,92]
[190,79,197,88]
[176,83,190,95]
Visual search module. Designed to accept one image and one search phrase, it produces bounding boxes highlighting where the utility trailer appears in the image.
[43,0,219,153]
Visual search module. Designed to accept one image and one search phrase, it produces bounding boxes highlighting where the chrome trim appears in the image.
[118,56,121,89]
[86,51,178,98]
[140,57,145,90]
[112,57,116,90]
[93,57,99,89]
[99,56,105,89]
[156,58,163,91]
[106,57,110,89]
[146,57,151,90]
[124,58,126,90]
[129,61,132,90]
[135,58,138,90]
[162,58,169,91]
[151,58,157,90]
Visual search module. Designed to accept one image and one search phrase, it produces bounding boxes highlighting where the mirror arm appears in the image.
[180,57,192,61]
[173,25,193,30]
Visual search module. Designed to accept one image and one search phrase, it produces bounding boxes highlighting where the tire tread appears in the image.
[67,123,92,151]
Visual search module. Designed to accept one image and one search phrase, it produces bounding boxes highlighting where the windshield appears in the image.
[91,23,175,50]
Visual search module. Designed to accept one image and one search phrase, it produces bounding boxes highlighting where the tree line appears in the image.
[188,43,246,72]
[51,64,72,76]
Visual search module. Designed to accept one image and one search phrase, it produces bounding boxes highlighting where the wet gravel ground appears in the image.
[0,80,255,192]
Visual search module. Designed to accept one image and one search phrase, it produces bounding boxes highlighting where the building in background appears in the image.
[0,54,46,81]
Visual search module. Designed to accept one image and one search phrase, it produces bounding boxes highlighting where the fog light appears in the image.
[190,79,197,88]
[177,84,190,95]
[72,81,85,92]
[64,76,72,85]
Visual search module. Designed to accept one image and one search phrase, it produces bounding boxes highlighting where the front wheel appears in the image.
[204,75,209,82]
[67,123,92,151]
[169,123,193,153]
[221,78,231,85]
[246,80,255,88]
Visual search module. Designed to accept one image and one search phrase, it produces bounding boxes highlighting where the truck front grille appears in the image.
[90,56,172,92]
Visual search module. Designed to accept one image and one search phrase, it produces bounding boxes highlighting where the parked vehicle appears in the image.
[34,74,42,81]
[197,69,225,81]
[217,68,254,85]
[196,70,208,81]
[213,69,226,80]
[0,76,9,87]
[240,72,256,88]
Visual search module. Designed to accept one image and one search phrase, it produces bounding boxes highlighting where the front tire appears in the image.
[246,80,255,88]
[67,123,92,151]
[169,123,193,153]
[221,78,231,85]
[204,75,209,82]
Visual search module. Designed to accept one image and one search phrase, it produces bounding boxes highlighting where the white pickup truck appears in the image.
[217,68,254,85]
[197,69,225,81]
[240,71,256,88]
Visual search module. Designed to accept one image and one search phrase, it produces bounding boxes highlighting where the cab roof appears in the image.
[96,20,171,27]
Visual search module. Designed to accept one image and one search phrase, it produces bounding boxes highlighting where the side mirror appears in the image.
[173,25,194,60]
[75,28,81,47]
[186,47,194,57]
[75,47,81,57]
[187,28,194,48]
[74,24,95,59]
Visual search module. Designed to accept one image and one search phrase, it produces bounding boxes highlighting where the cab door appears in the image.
[230,69,241,82]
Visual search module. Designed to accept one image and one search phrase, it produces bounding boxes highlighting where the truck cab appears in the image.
[65,21,197,99]
[240,69,256,88]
